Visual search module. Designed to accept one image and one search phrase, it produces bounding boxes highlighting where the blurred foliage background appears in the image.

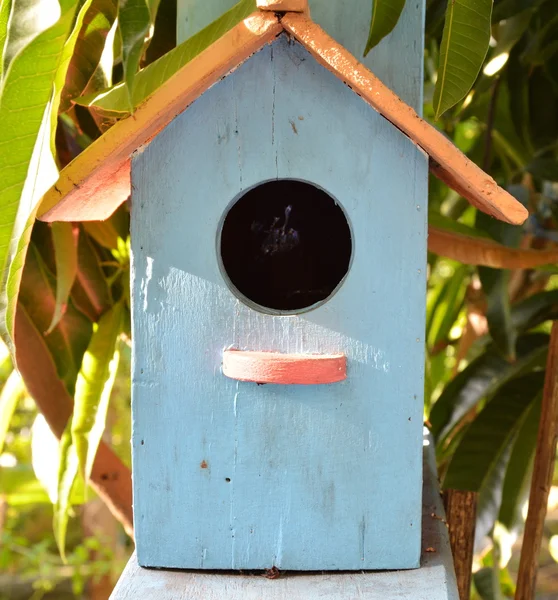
[1,0,558,597]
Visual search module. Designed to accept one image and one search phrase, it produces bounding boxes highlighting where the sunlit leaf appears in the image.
[60,0,118,112]
[54,426,82,559]
[72,301,123,482]
[364,0,407,55]
[0,368,25,453]
[0,0,12,81]
[46,222,78,334]
[118,0,151,111]
[0,0,96,348]
[433,0,492,118]
[0,465,51,505]
[76,0,256,114]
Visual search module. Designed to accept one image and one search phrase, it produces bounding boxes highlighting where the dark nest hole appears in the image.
[219,180,352,312]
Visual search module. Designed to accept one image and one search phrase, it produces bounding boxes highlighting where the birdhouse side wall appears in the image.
[131,37,428,571]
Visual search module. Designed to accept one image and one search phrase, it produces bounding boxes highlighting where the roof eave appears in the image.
[39,10,528,227]
[281,13,528,226]
[38,12,282,223]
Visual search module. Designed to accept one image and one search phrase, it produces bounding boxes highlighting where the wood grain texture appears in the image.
[444,490,477,600]
[282,14,528,226]
[111,435,459,599]
[222,351,346,384]
[131,37,427,570]
[428,227,558,269]
[515,322,558,600]
[37,13,281,223]
[178,0,425,113]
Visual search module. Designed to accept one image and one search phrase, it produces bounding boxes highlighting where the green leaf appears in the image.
[118,0,151,111]
[76,0,256,114]
[479,267,516,359]
[0,0,12,80]
[0,0,96,347]
[433,0,493,119]
[498,391,541,530]
[46,223,79,334]
[492,0,545,22]
[18,242,92,396]
[60,0,118,112]
[0,368,25,454]
[511,290,558,332]
[364,0,407,55]
[443,371,544,490]
[54,425,82,560]
[72,228,113,320]
[431,333,548,442]
[0,465,51,505]
[427,264,468,347]
[71,301,123,482]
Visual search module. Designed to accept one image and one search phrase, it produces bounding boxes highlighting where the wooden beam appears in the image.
[444,490,478,600]
[515,321,558,600]
[37,12,281,223]
[281,13,528,226]
[428,227,558,269]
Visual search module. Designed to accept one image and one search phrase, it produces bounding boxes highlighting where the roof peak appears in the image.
[257,0,309,13]
[38,11,528,226]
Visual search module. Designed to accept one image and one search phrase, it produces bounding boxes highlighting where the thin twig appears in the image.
[515,321,558,600]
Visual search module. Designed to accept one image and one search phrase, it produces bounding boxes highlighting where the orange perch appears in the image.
[222,350,347,384]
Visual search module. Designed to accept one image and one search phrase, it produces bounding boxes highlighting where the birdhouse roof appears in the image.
[38,8,528,226]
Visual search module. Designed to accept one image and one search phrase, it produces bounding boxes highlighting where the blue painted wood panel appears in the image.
[112,436,460,599]
[131,37,428,570]
[177,0,425,113]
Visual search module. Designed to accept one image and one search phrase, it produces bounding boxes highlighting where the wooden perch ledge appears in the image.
[37,11,527,226]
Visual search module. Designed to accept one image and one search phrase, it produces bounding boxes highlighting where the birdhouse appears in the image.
[38,0,527,586]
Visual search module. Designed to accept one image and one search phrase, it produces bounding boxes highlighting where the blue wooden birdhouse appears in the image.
[38,0,527,585]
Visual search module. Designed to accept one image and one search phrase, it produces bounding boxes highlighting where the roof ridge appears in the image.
[38,10,528,226]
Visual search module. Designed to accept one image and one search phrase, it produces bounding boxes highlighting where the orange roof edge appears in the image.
[39,10,528,226]
[38,12,282,223]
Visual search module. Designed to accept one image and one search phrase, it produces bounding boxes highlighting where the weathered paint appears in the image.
[131,37,428,570]
[222,350,347,385]
[37,5,528,225]
[178,0,425,114]
[282,14,528,225]
[37,13,281,223]
[111,434,460,599]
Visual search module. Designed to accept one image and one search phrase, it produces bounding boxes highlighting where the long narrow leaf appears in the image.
[76,0,256,115]
[46,222,79,334]
[59,0,118,113]
[0,0,12,80]
[0,0,96,347]
[431,333,548,442]
[0,368,25,453]
[364,0,407,55]
[443,372,544,490]
[54,426,81,560]
[118,0,151,111]
[433,0,493,118]
[71,301,123,482]
[498,392,542,530]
